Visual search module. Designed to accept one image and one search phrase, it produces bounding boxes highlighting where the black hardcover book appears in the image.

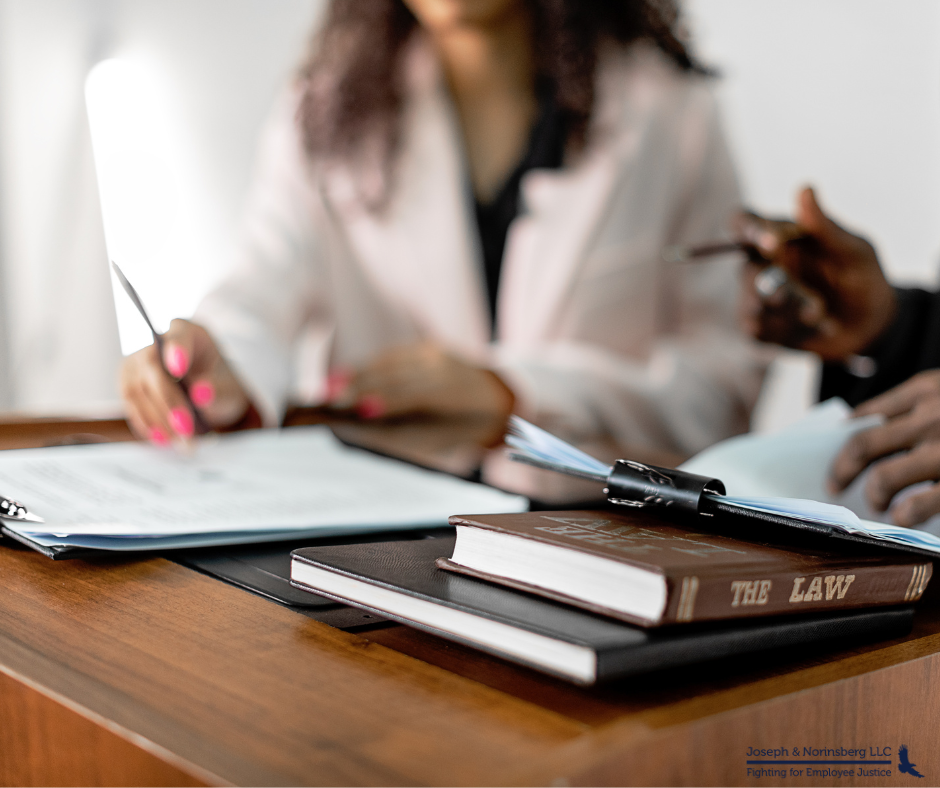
[291,534,914,685]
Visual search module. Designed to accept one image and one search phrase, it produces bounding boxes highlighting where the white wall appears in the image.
[0,0,322,413]
[100,0,325,354]
[687,0,940,287]
[686,0,940,430]
[0,0,119,413]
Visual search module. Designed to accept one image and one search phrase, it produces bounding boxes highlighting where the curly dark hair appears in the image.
[298,0,704,192]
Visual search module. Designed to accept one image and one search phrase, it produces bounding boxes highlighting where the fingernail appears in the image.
[190,381,215,407]
[165,345,189,378]
[757,230,779,254]
[149,427,169,447]
[357,395,385,420]
[326,369,352,401]
[169,408,194,438]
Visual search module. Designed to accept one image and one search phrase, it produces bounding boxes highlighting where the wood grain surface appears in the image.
[0,541,937,787]
[0,546,585,786]
[0,668,205,787]
[0,416,938,786]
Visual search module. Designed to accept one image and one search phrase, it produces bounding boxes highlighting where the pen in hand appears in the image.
[661,241,750,264]
[661,240,805,304]
[663,233,830,348]
[111,261,210,436]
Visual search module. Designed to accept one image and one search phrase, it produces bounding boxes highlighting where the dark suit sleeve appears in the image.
[819,287,940,407]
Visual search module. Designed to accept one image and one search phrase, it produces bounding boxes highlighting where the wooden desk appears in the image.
[0,417,939,786]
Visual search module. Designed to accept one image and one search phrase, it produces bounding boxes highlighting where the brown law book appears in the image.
[440,510,932,627]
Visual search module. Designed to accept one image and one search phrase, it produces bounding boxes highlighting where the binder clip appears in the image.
[605,460,725,517]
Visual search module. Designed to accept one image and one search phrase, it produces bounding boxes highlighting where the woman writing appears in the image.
[121,0,765,476]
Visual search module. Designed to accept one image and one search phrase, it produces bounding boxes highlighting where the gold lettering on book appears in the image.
[539,517,611,529]
[536,517,746,556]
[730,580,771,607]
[758,580,771,604]
[790,577,806,602]
[824,574,855,600]
[804,577,823,601]
[676,576,699,621]
[579,534,624,546]
[534,524,662,554]
[664,533,747,557]
[671,543,746,557]
[537,525,589,536]
[605,525,642,536]
[904,564,932,601]
[790,574,854,603]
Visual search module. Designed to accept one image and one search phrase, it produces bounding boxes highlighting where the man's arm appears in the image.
[819,287,940,407]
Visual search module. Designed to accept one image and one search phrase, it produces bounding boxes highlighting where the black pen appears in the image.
[661,241,750,263]
[111,261,210,435]
[662,242,800,303]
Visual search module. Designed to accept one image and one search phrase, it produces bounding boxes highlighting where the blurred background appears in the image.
[0,0,938,428]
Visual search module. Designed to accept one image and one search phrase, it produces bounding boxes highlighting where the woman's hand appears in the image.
[327,341,515,436]
[120,319,251,444]
[737,187,897,361]
[830,371,940,526]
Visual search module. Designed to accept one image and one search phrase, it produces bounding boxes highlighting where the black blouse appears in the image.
[473,82,567,333]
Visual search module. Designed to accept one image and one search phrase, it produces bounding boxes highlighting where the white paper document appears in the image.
[680,398,881,502]
[681,399,940,555]
[0,427,528,550]
[506,404,940,557]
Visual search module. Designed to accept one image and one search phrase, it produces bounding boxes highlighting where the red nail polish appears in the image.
[169,408,194,438]
[165,345,189,378]
[149,427,169,447]
[190,381,215,407]
[357,395,385,420]
[326,369,352,400]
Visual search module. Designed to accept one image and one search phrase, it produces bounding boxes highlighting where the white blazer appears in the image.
[196,39,766,465]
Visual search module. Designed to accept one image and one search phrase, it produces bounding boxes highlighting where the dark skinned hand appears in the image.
[830,371,940,526]
[736,187,897,362]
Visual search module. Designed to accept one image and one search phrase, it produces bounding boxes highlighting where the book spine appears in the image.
[662,562,932,624]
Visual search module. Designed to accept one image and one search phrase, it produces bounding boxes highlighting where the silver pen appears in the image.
[111,261,210,434]
[0,495,44,524]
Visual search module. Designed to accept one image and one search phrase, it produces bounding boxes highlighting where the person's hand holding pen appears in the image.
[120,319,252,445]
[735,186,897,362]
[731,188,940,527]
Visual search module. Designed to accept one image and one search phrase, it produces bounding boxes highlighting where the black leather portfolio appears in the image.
[177,528,451,631]
[290,534,914,685]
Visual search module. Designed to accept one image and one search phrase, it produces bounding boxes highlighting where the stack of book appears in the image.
[291,509,929,685]
[290,419,935,686]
